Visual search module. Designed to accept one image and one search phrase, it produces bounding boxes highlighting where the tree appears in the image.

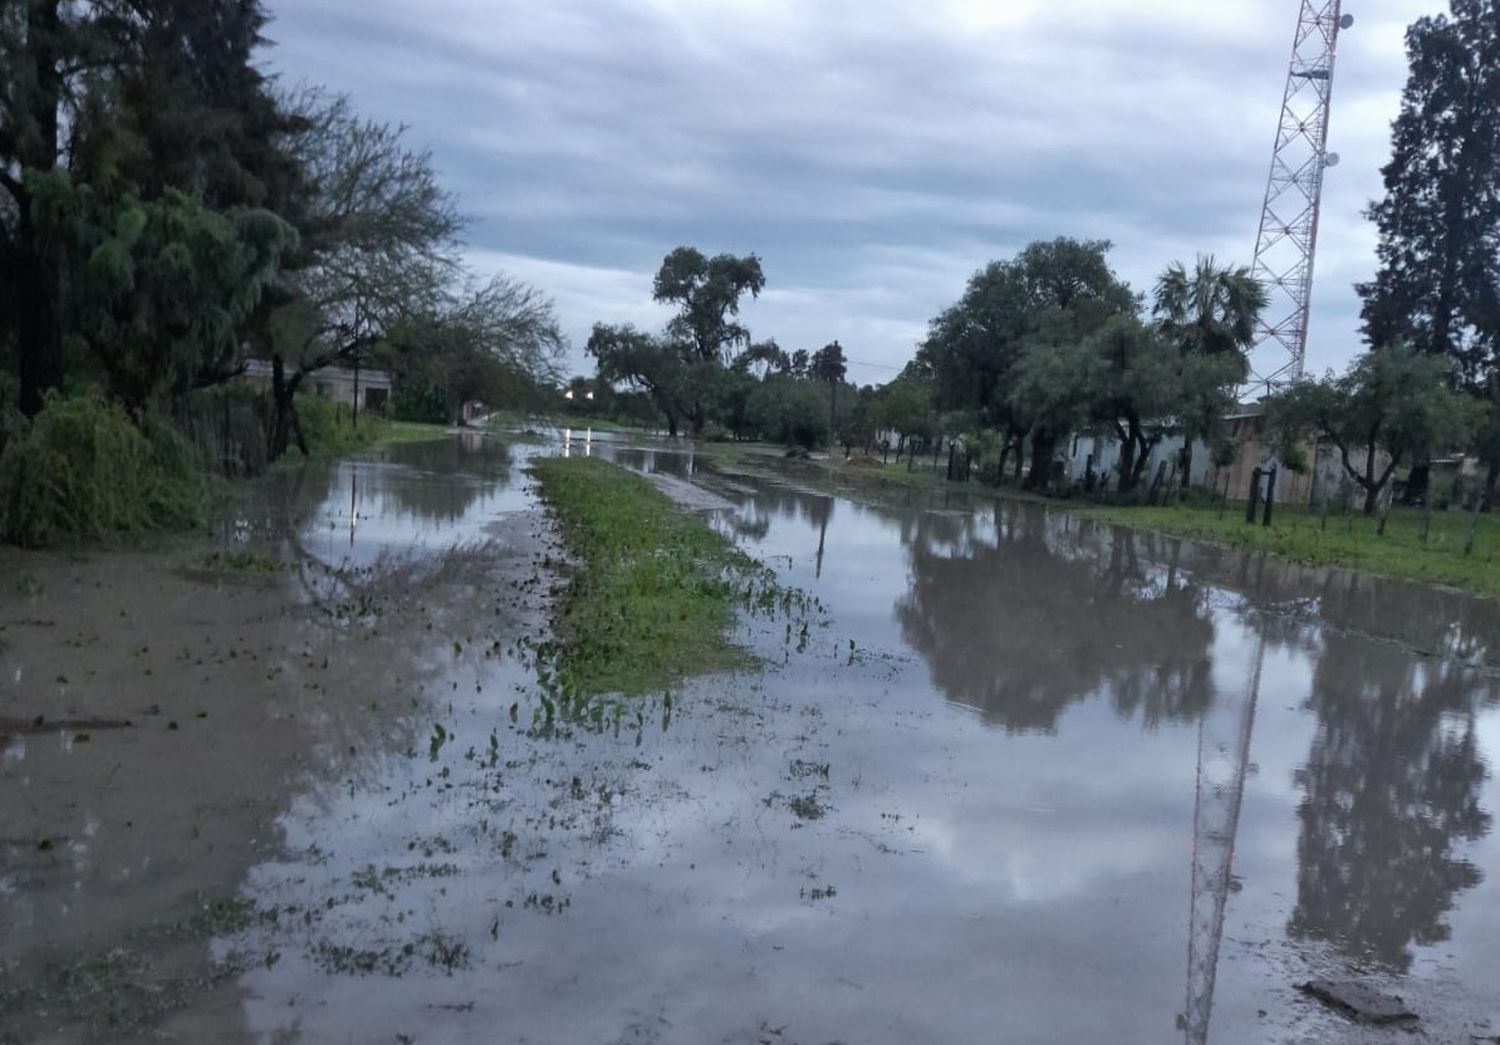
[709,365,759,439]
[588,245,766,436]
[262,95,461,456]
[651,246,765,363]
[1,0,70,414]
[746,375,828,449]
[811,340,847,452]
[731,338,787,378]
[1267,344,1469,514]
[871,377,934,461]
[1008,338,1095,480]
[1,0,300,416]
[917,238,1137,490]
[1083,319,1185,494]
[1358,0,1500,386]
[1154,255,1267,494]
[587,324,688,436]
[60,183,294,414]
[386,274,564,422]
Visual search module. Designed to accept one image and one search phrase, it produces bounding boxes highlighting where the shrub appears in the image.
[0,393,207,547]
[391,382,450,424]
[289,394,388,460]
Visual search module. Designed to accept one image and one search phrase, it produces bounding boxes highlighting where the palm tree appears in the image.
[812,340,848,452]
[1153,257,1269,496]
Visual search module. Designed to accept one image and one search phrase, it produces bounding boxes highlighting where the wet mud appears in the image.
[3,429,1499,1044]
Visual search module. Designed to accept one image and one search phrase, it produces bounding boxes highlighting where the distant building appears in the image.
[1063,429,1212,491]
[1062,403,1398,509]
[241,359,392,415]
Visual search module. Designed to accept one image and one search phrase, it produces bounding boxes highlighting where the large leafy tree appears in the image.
[917,238,1137,489]
[385,274,565,423]
[652,246,765,363]
[1358,0,1500,386]
[868,377,934,460]
[1080,319,1183,493]
[589,246,766,436]
[587,323,690,437]
[1267,344,1468,514]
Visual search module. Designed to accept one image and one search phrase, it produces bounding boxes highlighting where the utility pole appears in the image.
[1244,1,1354,396]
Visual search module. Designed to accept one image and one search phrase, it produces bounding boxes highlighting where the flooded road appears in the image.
[4,431,1498,1044]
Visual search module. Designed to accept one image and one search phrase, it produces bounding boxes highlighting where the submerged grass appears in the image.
[1087,500,1500,598]
[530,456,764,696]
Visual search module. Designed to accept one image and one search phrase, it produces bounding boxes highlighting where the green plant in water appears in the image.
[530,456,782,697]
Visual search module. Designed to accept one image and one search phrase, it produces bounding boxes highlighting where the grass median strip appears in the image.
[530,456,766,696]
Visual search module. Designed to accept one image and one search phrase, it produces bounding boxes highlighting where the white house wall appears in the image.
[1064,433,1211,487]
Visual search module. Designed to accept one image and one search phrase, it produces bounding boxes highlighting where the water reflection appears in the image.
[1290,634,1494,972]
[285,435,524,567]
[205,441,1500,1044]
[896,502,1215,732]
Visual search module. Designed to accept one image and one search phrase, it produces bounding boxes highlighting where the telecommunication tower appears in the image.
[1245,2,1354,395]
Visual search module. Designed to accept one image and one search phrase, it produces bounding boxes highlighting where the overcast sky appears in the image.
[262,0,1431,384]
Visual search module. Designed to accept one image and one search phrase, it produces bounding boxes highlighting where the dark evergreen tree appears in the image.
[1,0,304,414]
[1358,0,1500,386]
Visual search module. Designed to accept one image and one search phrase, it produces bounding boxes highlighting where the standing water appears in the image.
[3,432,1496,1044]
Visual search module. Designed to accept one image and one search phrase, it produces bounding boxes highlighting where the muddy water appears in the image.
[4,434,1499,1044]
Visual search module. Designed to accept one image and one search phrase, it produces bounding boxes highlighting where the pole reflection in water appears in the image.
[348,465,358,545]
[1182,634,1265,1044]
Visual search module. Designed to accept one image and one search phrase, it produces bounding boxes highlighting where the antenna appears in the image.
[1244,2,1352,396]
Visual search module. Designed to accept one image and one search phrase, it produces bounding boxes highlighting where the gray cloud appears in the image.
[264,0,1433,381]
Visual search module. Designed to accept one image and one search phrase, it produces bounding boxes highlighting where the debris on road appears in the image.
[1298,980,1418,1024]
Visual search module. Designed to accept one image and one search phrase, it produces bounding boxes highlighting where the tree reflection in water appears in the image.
[896,502,1216,733]
[1289,633,1493,972]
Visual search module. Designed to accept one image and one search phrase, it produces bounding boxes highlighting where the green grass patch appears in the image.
[280,395,390,462]
[377,421,452,444]
[530,456,766,696]
[1088,500,1500,598]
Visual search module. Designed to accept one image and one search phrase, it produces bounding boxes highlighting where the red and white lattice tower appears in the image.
[1244,2,1354,395]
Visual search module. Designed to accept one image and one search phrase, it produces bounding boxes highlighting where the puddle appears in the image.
[4,434,1498,1044]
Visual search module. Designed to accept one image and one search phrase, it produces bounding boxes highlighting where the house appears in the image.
[241,359,392,415]
[1063,429,1212,490]
[1208,403,1394,510]
[1061,403,1397,509]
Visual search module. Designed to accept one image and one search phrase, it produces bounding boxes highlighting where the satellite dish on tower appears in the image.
[1324,151,1341,167]
[1340,13,1354,29]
